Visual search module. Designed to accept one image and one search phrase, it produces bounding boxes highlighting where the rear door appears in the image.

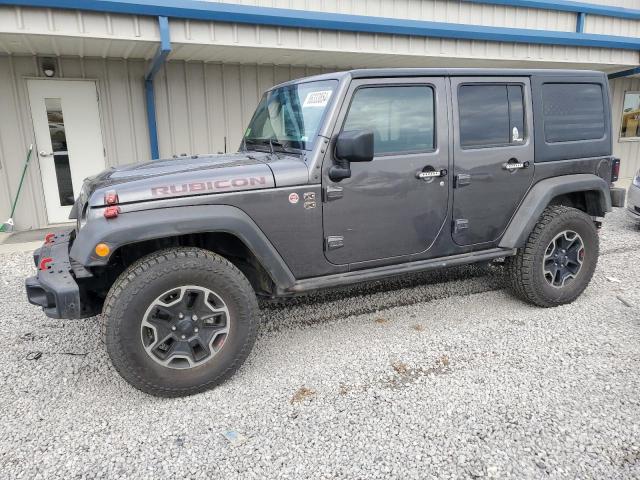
[322,77,449,265]
[451,77,534,246]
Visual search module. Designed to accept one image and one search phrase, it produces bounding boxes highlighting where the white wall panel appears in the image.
[580,0,640,9]
[202,0,577,31]
[0,56,340,229]
[0,55,149,230]
[152,61,337,158]
[586,15,640,38]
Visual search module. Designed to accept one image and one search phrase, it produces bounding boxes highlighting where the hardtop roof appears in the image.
[270,67,606,90]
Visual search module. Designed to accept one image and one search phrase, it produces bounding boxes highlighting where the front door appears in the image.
[322,78,449,266]
[27,79,105,224]
[450,77,535,246]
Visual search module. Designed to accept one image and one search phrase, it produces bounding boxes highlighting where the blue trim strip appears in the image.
[144,15,171,160]
[576,12,586,33]
[463,0,640,20]
[2,0,640,51]
[608,67,640,79]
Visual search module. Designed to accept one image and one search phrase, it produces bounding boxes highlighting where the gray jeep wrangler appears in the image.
[26,68,622,397]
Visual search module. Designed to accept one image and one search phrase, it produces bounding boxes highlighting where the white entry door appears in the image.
[27,79,105,224]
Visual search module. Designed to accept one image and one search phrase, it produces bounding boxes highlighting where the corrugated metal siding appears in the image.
[153,61,337,157]
[1,5,638,68]
[585,15,640,38]
[200,0,571,31]
[610,76,640,182]
[167,19,639,68]
[0,56,336,230]
[0,55,150,230]
[579,0,640,9]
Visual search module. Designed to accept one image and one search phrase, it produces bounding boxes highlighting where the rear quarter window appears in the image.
[532,75,611,163]
[542,83,605,143]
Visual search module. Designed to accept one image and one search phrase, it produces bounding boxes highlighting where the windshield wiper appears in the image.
[245,138,302,155]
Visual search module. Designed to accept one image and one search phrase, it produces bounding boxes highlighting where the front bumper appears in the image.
[25,230,84,319]
[627,183,640,221]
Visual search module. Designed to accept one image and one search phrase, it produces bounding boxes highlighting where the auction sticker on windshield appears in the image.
[303,90,332,108]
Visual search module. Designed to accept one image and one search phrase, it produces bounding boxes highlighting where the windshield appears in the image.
[243,80,338,151]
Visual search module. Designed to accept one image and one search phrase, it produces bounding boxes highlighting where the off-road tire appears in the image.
[506,205,599,308]
[102,247,259,397]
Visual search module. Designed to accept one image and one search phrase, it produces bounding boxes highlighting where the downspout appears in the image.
[145,16,171,159]
[575,12,586,33]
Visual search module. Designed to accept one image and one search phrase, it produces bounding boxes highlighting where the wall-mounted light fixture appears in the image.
[41,58,56,77]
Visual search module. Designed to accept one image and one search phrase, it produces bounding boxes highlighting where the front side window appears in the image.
[458,84,525,148]
[244,79,337,151]
[542,83,605,143]
[342,85,435,155]
[620,92,640,140]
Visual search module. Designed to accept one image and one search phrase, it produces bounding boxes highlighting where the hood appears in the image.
[84,152,282,207]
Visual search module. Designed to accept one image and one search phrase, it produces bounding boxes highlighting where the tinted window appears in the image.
[458,84,525,148]
[343,86,435,155]
[542,83,605,143]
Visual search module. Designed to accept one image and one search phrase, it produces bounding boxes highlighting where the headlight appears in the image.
[634,170,640,187]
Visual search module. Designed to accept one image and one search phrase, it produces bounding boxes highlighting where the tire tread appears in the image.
[102,247,258,397]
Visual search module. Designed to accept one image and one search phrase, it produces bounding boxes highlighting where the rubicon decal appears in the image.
[151,176,267,197]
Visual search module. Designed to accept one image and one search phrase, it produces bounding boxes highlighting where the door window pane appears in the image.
[343,86,435,155]
[459,85,506,147]
[542,83,605,143]
[508,85,525,143]
[45,98,74,206]
[620,92,640,140]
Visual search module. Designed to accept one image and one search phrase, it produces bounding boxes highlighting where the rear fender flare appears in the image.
[499,174,611,249]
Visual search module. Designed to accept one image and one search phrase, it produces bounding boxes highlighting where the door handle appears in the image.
[416,168,447,180]
[39,151,53,157]
[503,160,530,171]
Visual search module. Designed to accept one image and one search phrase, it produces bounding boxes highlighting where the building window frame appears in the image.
[619,91,640,142]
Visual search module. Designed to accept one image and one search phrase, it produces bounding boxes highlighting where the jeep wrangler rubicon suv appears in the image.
[26,69,623,397]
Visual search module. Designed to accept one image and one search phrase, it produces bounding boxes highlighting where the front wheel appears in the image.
[102,247,259,397]
[506,205,599,308]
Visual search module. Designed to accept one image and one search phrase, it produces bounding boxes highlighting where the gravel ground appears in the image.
[1,208,639,479]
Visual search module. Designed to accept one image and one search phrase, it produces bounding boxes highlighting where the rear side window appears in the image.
[458,84,525,148]
[542,83,605,143]
[343,85,435,155]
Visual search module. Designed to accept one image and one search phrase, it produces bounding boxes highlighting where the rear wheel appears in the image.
[102,247,258,397]
[506,205,599,307]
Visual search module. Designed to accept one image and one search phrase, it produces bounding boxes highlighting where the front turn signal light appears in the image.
[95,243,110,257]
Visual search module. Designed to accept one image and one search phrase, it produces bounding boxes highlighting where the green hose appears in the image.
[1,144,33,233]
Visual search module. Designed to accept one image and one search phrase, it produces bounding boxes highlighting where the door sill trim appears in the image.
[285,247,515,294]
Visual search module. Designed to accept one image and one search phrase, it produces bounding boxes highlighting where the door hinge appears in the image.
[454,219,469,234]
[325,235,344,250]
[323,185,343,201]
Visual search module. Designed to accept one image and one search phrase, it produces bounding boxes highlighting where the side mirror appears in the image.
[329,129,374,182]
[335,129,374,163]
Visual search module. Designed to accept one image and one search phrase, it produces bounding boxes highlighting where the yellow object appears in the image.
[95,243,110,257]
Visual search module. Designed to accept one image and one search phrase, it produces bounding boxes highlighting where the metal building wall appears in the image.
[0,55,330,230]
[0,55,150,231]
[153,62,338,158]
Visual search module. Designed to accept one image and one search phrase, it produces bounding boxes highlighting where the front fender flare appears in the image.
[70,204,296,290]
[499,174,611,249]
